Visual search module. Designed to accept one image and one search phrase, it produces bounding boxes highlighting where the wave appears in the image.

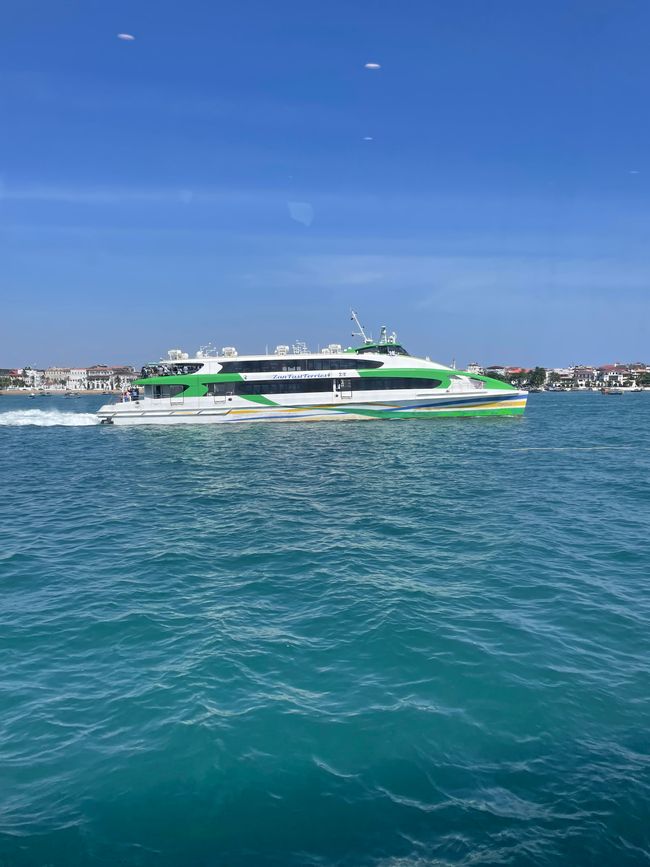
[0,409,99,427]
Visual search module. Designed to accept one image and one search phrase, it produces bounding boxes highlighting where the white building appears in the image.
[20,368,44,388]
[86,366,114,390]
[572,366,597,389]
[67,368,88,390]
[45,367,70,388]
[86,365,137,391]
[598,366,631,386]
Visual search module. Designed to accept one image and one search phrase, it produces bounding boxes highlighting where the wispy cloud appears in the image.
[0,184,253,205]
[4,183,650,309]
[0,68,351,130]
[266,252,650,301]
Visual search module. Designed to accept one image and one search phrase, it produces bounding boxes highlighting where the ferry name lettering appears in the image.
[271,373,340,380]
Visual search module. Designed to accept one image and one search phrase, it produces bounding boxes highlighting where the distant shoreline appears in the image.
[0,390,120,396]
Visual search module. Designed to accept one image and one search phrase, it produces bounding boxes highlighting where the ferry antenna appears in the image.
[350,309,373,344]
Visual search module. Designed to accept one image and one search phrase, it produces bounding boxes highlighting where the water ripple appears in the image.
[0,394,649,866]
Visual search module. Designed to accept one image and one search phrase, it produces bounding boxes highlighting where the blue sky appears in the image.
[1,0,649,367]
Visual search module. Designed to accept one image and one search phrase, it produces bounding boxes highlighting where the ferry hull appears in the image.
[97,393,527,425]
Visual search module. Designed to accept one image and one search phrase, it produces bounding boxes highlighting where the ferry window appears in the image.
[356,345,410,356]
[217,358,383,373]
[355,377,441,390]
[203,378,335,395]
[249,379,334,394]
[141,363,203,378]
[151,384,188,399]
[205,382,234,396]
[201,376,441,396]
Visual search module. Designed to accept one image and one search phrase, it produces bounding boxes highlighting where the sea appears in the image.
[0,393,649,867]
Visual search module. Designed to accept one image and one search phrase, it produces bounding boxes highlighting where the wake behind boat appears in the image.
[97,317,527,426]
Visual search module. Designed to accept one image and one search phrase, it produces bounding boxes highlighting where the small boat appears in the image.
[601,387,624,395]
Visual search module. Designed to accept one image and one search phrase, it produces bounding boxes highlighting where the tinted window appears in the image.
[204,377,441,396]
[149,384,187,399]
[356,345,410,356]
[141,363,203,378]
[217,358,383,373]
[354,377,440,390]
[205,382,236,396]
[206,379,333,395]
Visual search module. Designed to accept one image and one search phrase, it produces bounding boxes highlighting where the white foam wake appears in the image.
[0,409,99,427]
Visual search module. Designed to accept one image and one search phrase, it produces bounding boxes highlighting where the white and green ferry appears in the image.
[97,319,527,426]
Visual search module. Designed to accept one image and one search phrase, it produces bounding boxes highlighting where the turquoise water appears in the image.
[1,394,649,866]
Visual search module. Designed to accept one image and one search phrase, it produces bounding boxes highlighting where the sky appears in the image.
[1,0,649,368]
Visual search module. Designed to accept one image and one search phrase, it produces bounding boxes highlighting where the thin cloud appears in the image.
[0,185,269,206]
[288,201,314,227]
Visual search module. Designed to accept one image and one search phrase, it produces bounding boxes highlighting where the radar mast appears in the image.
[350,309,373,344]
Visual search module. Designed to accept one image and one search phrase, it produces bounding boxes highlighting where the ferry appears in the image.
[97,315,527,426]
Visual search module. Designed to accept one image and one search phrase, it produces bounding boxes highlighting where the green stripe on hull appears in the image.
[241,394,279,406]
[334,406,526,419]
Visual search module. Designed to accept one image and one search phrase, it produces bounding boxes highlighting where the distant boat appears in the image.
[601,387,624,395]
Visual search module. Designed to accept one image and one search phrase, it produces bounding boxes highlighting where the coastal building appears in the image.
[19,368,44,388]
[598,365,631,387]
[86,365,137,391]
[45,367,71,387]
[550,367,574,387]
[67,368,88,390]
[466,362,484,374]
[86,365,113,390]
[572,366,597,389]
[112,367,137,391]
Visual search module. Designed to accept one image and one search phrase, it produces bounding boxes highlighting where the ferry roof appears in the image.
[147,348,453,370]
[347,342,408,354]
